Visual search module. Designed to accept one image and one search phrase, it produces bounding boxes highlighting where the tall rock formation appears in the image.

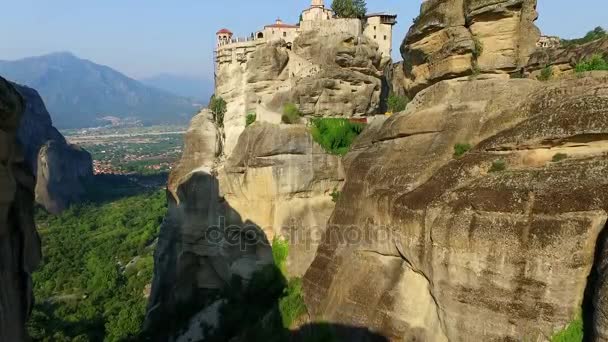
[400,0,540,96]
[147,109,343,339]
[0,77,41,341]
[303,73,608,341]
[14,84,93,214]
[215,28,386,155]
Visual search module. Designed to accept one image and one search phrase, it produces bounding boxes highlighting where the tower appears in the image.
[216,28,233,48]
[311,0,324,7]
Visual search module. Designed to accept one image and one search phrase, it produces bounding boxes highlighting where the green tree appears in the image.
[387,93,409,113]
[331,0,367,19]
[561,26,606,47]
[209,95,227,127]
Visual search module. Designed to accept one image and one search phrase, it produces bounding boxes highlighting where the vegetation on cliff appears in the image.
[209,95,227,128]
[205,238,309,342]
[551,316,583,342]
[310,118,365,156]
[282,103,302,124]
[575,54,608,72]
[387,93,409,113]
[561,26,606,47]
[28,191,166,341]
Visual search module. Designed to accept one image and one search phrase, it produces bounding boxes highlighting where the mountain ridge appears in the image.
[0,52,199,128]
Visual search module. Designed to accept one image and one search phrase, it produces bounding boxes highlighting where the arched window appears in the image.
[257,32,264,39]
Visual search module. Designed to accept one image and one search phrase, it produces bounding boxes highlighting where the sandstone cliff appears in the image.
[400,0,540,96]
[216,29,386,155]
[14,84,93,214]
[526,37,608,79]
[0,77,41,341]
[303,72,608,341]
[147,108,343,339]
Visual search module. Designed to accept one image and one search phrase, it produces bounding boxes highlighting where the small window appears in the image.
[373,35,376,39]
[374,26,376,31]
[283,32,287,37]
[384,35,387,40]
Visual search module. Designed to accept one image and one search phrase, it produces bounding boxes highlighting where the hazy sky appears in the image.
[0,0,605,80]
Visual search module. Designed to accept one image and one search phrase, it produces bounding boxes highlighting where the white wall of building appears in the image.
[363,17,393,58]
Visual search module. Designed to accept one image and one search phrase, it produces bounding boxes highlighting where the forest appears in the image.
[28,190,167,341]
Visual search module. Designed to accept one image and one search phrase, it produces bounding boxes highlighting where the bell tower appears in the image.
[312,0,324,7]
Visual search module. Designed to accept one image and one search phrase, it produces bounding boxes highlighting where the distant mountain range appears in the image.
[140,73,213,102]
[0,52,201,129]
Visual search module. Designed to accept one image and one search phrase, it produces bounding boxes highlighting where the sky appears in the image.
[0,0,606,81]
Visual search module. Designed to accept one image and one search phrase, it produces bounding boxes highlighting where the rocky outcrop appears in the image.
[0,77,41,341]
[303,72,608,341]
[526,37,608,79]
[215,30,386,155]
[147,109,343,337]
[400,0,540,96]
[14,84,92,214]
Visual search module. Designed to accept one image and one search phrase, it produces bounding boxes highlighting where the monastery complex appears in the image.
[215,0,397,69]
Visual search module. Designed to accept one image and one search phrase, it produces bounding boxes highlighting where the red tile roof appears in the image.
[216,28,233,35]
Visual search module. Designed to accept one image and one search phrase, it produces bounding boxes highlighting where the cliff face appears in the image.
[147,109,343,338]
[215,29,386,155]
[400,0,540,96]
[526,37,608,79]
[0,77,41,341]
[14,84,93,214]
[303,73,608,340]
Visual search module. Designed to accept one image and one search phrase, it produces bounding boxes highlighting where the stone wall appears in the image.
[300,18,362,37]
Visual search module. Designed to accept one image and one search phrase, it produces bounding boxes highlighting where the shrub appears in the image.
[209,95,227,127]
[575,54,608,72]
[552,153,568,162]
[330,189,341,203]
[551,316,583,342]
[469,63,481,79]
[331,0,367,19]
[272,237,289,274]
[489,159,507,172]
[246,112,257,127]
[278,278,307,328]
[473,37,484,58]
[453,143,472,158]
[282,103,301,124]
[310,118,365,156]
[538,66,554,81]
[387,93,409,113]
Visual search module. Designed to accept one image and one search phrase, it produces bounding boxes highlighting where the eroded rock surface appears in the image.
[303,73,608,341]
[0,77,41,341]
[526,37,608,79]
[400,0,540,96]
[216,30,386,155]
[14,84,92,214]
[147,116,343,337]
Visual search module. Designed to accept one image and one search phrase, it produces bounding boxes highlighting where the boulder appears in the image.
[303,73,608,341]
